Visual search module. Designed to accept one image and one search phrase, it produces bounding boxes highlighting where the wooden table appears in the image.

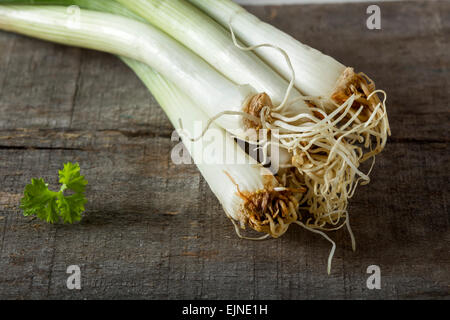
[0,0,448,299]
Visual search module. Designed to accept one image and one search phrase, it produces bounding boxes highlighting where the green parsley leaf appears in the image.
[59,162,88,194]
[20,163,88,224]
[57,192,87,224]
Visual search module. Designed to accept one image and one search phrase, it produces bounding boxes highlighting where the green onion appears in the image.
[115,0,307,110]
[189,0,390,160]
[0,4,309,238]
[122,57,307,239]
[0,2,387,272]
[125,58,338,273]
[0,4,308,240]
[0,2,359,246]
[189,0,344,99]
[0,4,258,134]
[106,0,370,245]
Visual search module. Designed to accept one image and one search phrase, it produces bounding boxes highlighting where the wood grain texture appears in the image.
[0,0,449,299]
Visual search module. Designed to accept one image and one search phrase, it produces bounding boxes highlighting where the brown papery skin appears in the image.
[332,67,380,119]
[243,92,273,129]
[236,178,303,238]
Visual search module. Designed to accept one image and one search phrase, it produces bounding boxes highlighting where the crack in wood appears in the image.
[388,137,449,144]
[0,128,172,140]
[96,129,172,139]
[0,145,84,151]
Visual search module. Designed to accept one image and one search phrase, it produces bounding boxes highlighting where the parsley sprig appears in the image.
[20,162,88,224]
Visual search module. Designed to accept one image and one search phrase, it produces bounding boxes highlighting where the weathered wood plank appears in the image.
[0,0,448,299]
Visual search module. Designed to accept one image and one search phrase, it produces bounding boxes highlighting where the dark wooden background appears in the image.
[0,0,448,299]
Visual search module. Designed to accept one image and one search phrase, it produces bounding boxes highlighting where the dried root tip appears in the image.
[332,68,361,104]
[243,93,273,129]
[332,67,379,116]
[238,188,301,238]
[331,67,390,161]
[292,152,307,167]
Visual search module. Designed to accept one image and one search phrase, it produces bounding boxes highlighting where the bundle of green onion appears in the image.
[0,0,389,273]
